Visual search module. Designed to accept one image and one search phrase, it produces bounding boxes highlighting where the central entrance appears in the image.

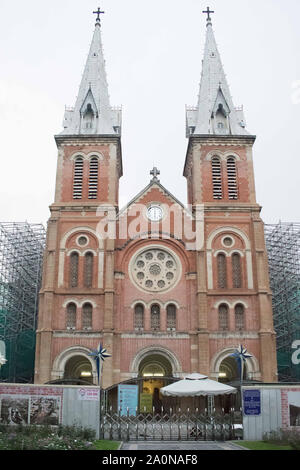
[101,350,240,441]
[138,353,173,414]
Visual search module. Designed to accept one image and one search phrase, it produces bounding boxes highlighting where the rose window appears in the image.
[130,247,180,292]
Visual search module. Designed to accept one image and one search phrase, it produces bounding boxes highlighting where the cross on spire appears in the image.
[202,6,214,24]
[93,6,105,24]
[150,167,160,181]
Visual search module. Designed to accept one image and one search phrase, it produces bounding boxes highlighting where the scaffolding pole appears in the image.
[265,222,300,382]
[0,222,46,383]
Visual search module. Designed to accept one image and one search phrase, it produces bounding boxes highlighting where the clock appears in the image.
[147,205,163,221]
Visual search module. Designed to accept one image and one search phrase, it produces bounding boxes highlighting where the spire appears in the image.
[62,9,121,136]
[186,9,248,137]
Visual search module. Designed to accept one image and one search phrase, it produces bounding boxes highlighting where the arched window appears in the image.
[66,303,77,330]
[227,157,238,200]
[211,157,223,199]
[232,253,242,288]
[88,157,99,199]
[235,304,245,330]
[218,304,229,330]
[83,103,94,130]
[69,252,79,288]
[167,304,176,330]
[73,157,84,199]
[82,303,93,330]
[151,304,160,330]
[134,304,144,330]
[217,253,227,289]
[83,252,94,288]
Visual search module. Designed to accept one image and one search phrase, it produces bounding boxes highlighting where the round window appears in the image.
[129,247,181,293]
[77,235,88,246]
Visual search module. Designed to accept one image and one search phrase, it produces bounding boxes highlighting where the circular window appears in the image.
[222,236,234,248]
[130,246,181,293]
[77,235,89,247]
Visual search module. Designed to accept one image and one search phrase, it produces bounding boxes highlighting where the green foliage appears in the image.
[93,440,120,450]
[236,440,292,450]
[0,423,96,450]
[263,428,300,450]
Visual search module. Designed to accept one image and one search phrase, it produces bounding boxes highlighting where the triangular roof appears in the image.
[118,177,192,219]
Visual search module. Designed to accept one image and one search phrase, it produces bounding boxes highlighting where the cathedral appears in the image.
[34,8,278,390]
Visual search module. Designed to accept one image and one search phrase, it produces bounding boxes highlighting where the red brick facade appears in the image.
[34,132,278,389]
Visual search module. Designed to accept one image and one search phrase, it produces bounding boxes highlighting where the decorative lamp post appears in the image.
[89,343,111,438]
[231,344,252,410]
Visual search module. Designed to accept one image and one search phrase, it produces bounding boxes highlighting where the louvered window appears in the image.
[134,304,144,330]
[217,253,227,289]
[211,157,223,199]
[88,157,99,199]
[83,252,94,288]
[167,304,176,330]
[219,304,229,330]
[82,303,93,330]
[227,157,238,200]
[69,252,79,288]
[232,253,242,288]
[66,303,76,330]
[235,304,245,330]
[73,157,84,199]
[151,304,160,330]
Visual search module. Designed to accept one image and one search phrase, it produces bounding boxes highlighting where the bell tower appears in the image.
[34,11,122,385]
[184,9,277,382]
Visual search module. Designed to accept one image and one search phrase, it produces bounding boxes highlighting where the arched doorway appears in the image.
[137,353,174,413]
[218,356,247,384]
[63,355,93,384]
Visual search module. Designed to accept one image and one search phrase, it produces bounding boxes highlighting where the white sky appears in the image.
[0,0,299,227]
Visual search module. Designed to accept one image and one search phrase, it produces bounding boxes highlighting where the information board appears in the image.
[243,389,261,416]
[118,384,138,416]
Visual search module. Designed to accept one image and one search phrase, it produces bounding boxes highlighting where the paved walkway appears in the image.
[121,440,246,451]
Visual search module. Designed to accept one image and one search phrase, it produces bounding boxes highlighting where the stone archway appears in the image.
[64,355,93,384]
[130,345,182,378]
[51,346,97,384]
[211,347,260,382]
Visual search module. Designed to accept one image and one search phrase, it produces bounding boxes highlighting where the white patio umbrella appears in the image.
[160,373,237,397]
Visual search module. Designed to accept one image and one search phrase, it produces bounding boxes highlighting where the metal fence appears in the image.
[100,406,242,441]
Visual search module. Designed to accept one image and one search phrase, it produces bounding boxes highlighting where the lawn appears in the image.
[93,440,121,450]
[234,441,293,451]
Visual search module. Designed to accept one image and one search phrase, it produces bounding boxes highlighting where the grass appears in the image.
[234,440,293,451]
[93,440,121,450]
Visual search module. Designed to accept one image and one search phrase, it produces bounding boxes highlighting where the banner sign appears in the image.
[243,389,261,416]
[118,384,138,416]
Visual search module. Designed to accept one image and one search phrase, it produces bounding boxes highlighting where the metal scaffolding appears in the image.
[265,222,300,382]
[0,222,46,383]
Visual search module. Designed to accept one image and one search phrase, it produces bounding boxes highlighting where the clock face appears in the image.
[147,205,163,221]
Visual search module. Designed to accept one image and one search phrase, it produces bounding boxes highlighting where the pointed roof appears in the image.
[186,13,249,137]
[118,169,192,220]
[61,17,121,136]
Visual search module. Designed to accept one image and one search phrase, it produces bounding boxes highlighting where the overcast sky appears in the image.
[0,0,299,227]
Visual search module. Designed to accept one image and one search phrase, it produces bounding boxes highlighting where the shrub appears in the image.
[0,424,96,450]
[263,428,300,450]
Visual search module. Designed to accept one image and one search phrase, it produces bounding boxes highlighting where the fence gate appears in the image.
[100,407,242,441]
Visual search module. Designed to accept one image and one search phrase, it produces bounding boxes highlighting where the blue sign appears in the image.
[118,384,139,416]
[243,389,261,416]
